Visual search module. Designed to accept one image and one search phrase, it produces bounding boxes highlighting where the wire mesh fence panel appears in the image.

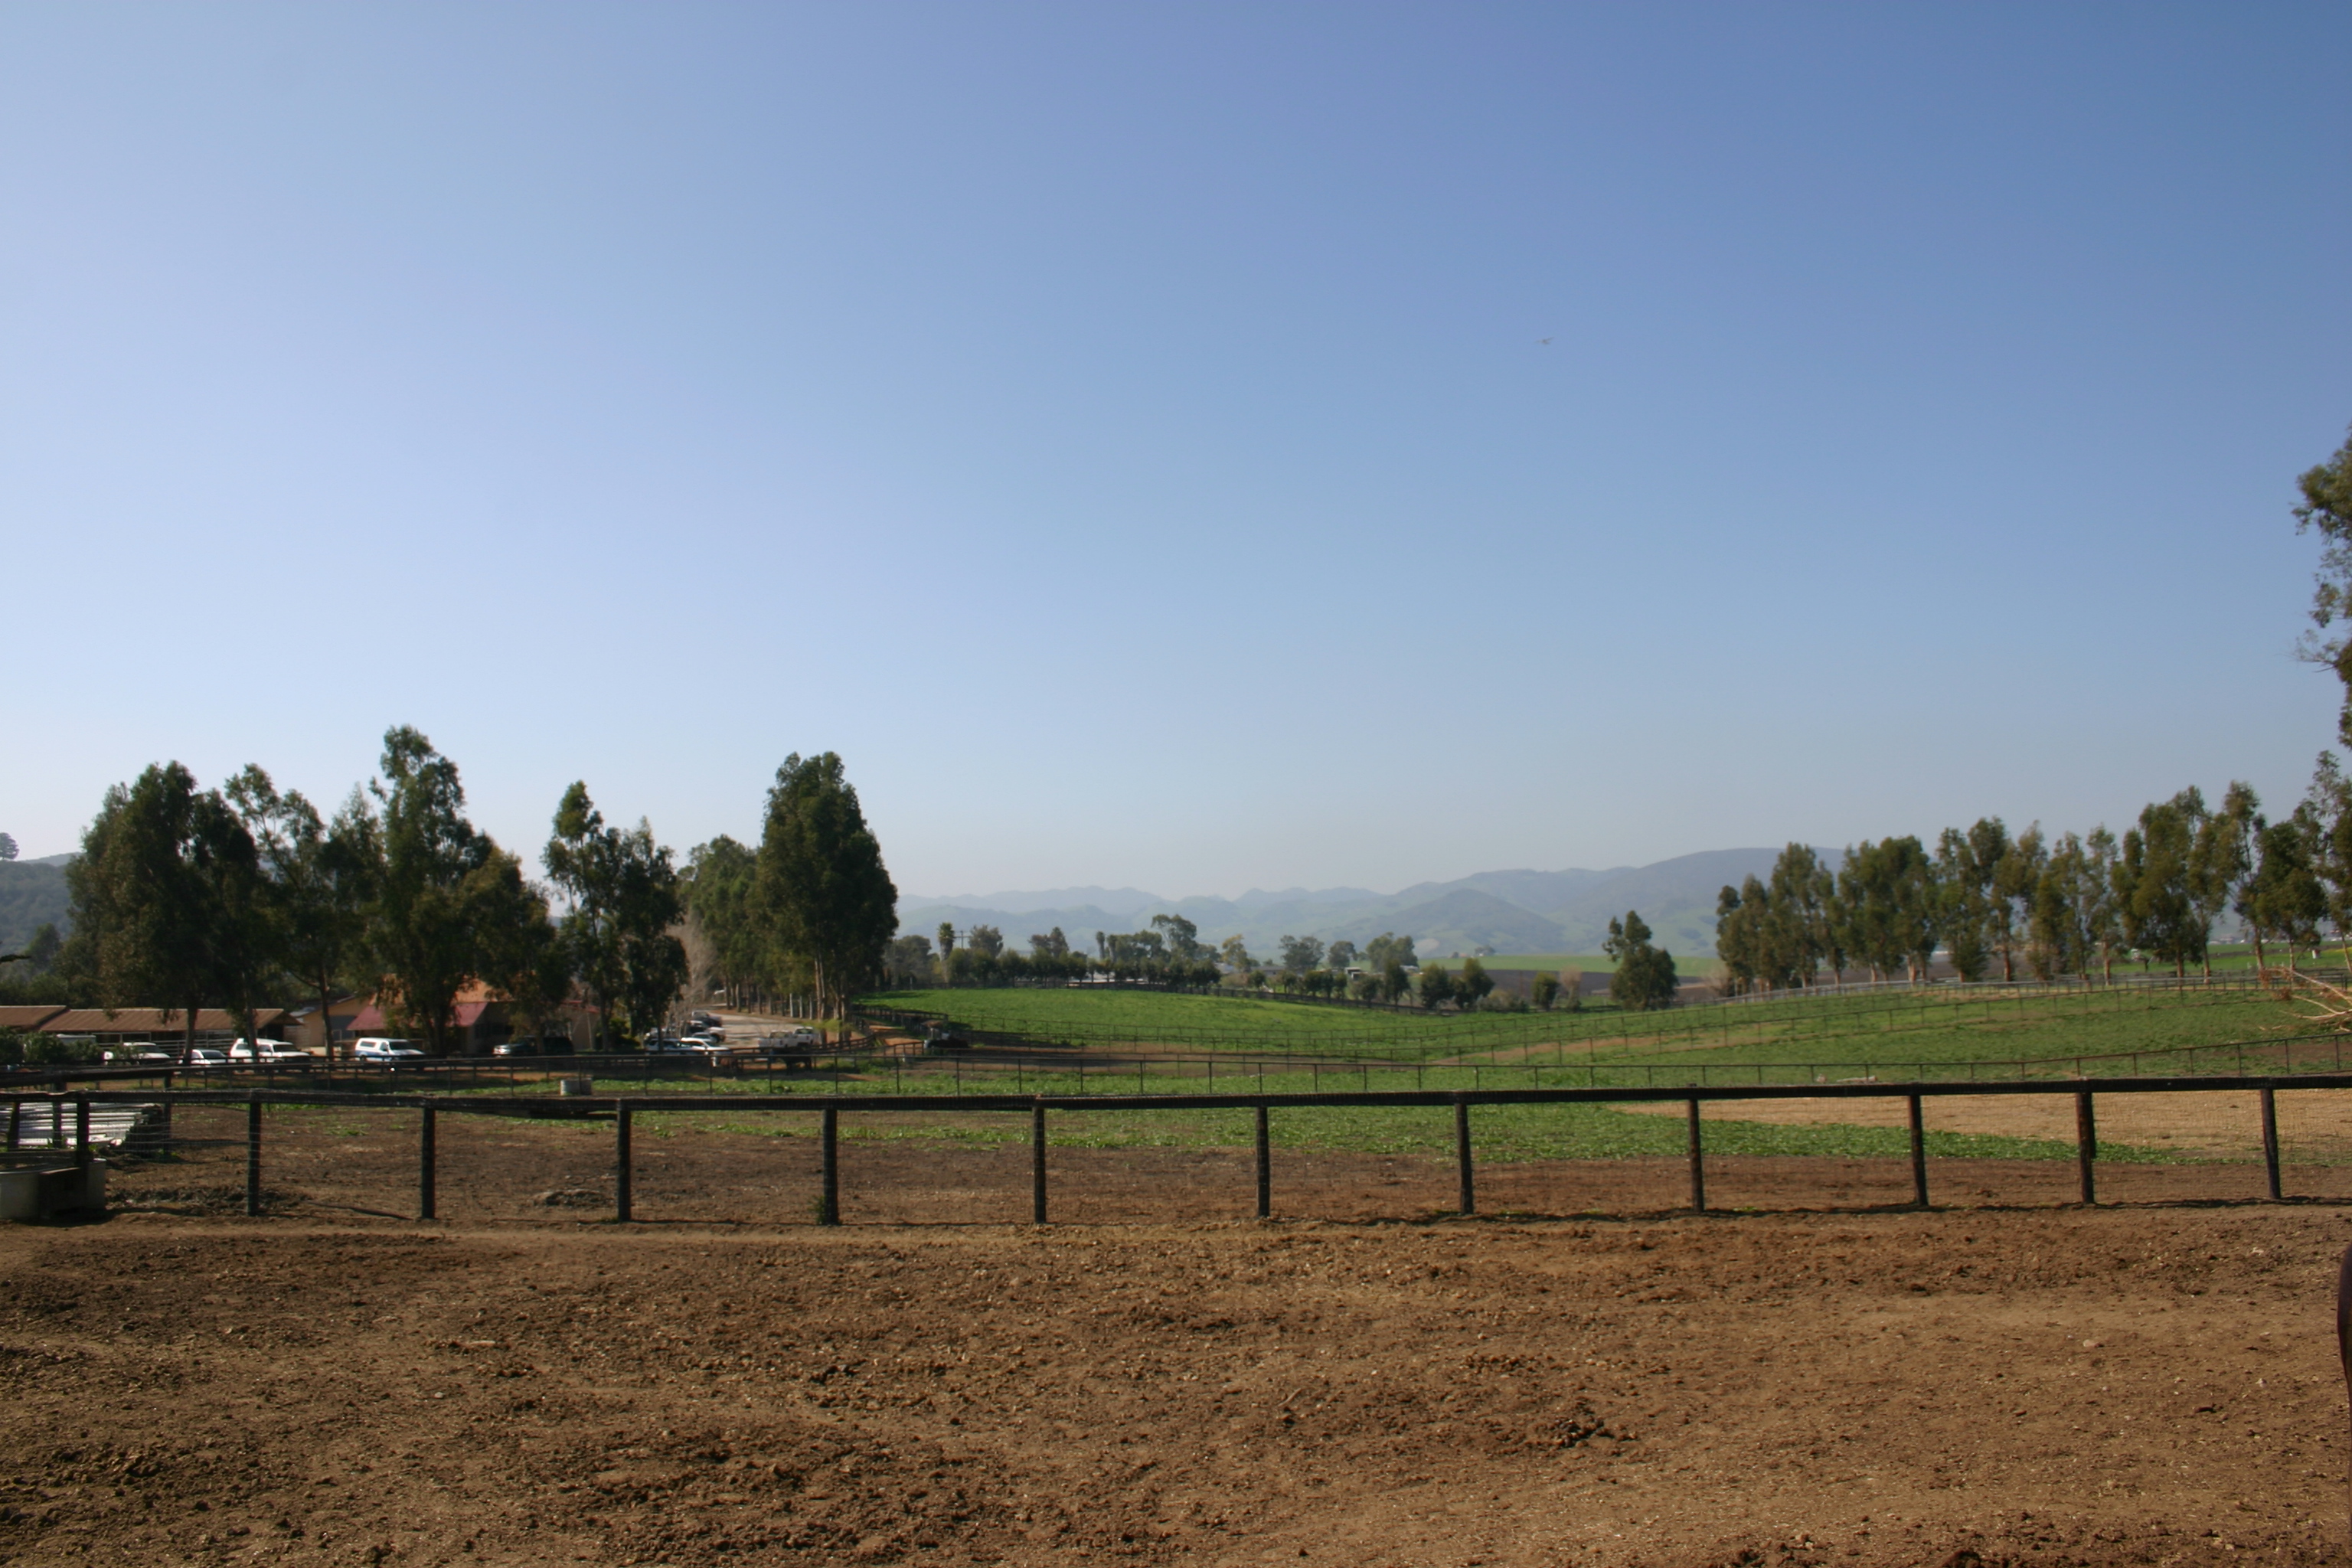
[430,1112,619,1223]
[623,1110,828,1226]
[1477,1157,1701,1216]
[2264,1086,2352,1201]
[830,1122,1035,1226]
[253,1103,433,1218]
[56,1070,2352,1229]
[109,1102,256,1216]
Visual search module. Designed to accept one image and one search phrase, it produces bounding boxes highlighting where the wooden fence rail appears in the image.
[12,1071,2352,1227]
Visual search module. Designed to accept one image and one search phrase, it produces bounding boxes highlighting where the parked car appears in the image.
[353,1037,426,1062]
[491,1038,540,1057]
[181,1047,232,1068]
[642,1034,694,1055]
[102,1046,178,1064]
[681,1035,734,1058]
[687,1010,724,1031]
[230,1039,311,1063]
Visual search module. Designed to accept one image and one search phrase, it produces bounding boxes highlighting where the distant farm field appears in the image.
[864,978,2324,1079]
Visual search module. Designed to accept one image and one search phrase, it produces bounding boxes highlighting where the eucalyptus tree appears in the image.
[1768,843,1837,985]
[884,934,935,988]
[2028,833,2089,980]
[1932,828,1995,983]
[1149,913,1207,962]
[2117,791,2207,976]
[68,762,265,1055]
[1604,910,1678,1011]
[226,769,378,1061]
[681,836,761,1008]
[756,753,899,1026]
[1838,838,1939,982]
[2029,830,2121,981]
[2295,425,2352,744]
[1277,935,1326,975]
[368,727,506,1056]
[2237,813,2327,978]
[472,848,574,1044]
[2301,753,2352,956]
[1715,880,1759,993]
[1716,873,1808,993]
[547,782,688,1048]
[1991,825,2047,982]
[2187,784,2260,976]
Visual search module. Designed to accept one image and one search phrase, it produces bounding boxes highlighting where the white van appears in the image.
[353,1037,426,1061]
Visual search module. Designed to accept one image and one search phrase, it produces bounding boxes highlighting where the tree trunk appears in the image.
[317,974,336,1063]
[184,994,200,1060]
[2250,929,2269,986]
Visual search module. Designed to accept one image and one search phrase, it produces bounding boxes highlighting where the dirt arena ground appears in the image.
[1616,1089,2352,1161]
[4,1122,2350,1566]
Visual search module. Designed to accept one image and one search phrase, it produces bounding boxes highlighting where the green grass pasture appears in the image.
[866,979,2327,1080]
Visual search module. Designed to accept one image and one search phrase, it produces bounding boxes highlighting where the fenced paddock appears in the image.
[16,1071,2352,1227]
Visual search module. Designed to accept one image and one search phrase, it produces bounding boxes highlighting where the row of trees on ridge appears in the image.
[30,733,897,1056]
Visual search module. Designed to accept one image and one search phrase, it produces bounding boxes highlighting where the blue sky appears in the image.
[5,2,2347,897]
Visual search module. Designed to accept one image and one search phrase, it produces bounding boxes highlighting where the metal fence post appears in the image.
[1031,1099,1047,1224]
[2075,1089,2096,1205]
[1453,1093,1474,1216]
[1254,1102,1272,1220]
[820,1106,840,1226]
[614,1099,632,1223]
[1687,1096,1706,1213]
[2261,1086,2282,1201]
[244,1095,263,1217]
[419,1104,437,1221]
[74,1096,90,1174]
[1907,1093,1928,1207]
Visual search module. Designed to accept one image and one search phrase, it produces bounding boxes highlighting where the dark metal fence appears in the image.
[11,1070,2346,1227]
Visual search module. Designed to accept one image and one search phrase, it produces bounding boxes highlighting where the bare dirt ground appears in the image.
[4,1117,2350,1566]
[1612,1089,2352,1161]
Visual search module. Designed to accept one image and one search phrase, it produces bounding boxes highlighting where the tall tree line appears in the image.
[47,728,897,1056]
[1713,769,2350,993]
[679,753,900,1024]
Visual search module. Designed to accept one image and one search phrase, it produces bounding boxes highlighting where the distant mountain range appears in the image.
[2,847,1822,972]
[900,849,1831,962]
